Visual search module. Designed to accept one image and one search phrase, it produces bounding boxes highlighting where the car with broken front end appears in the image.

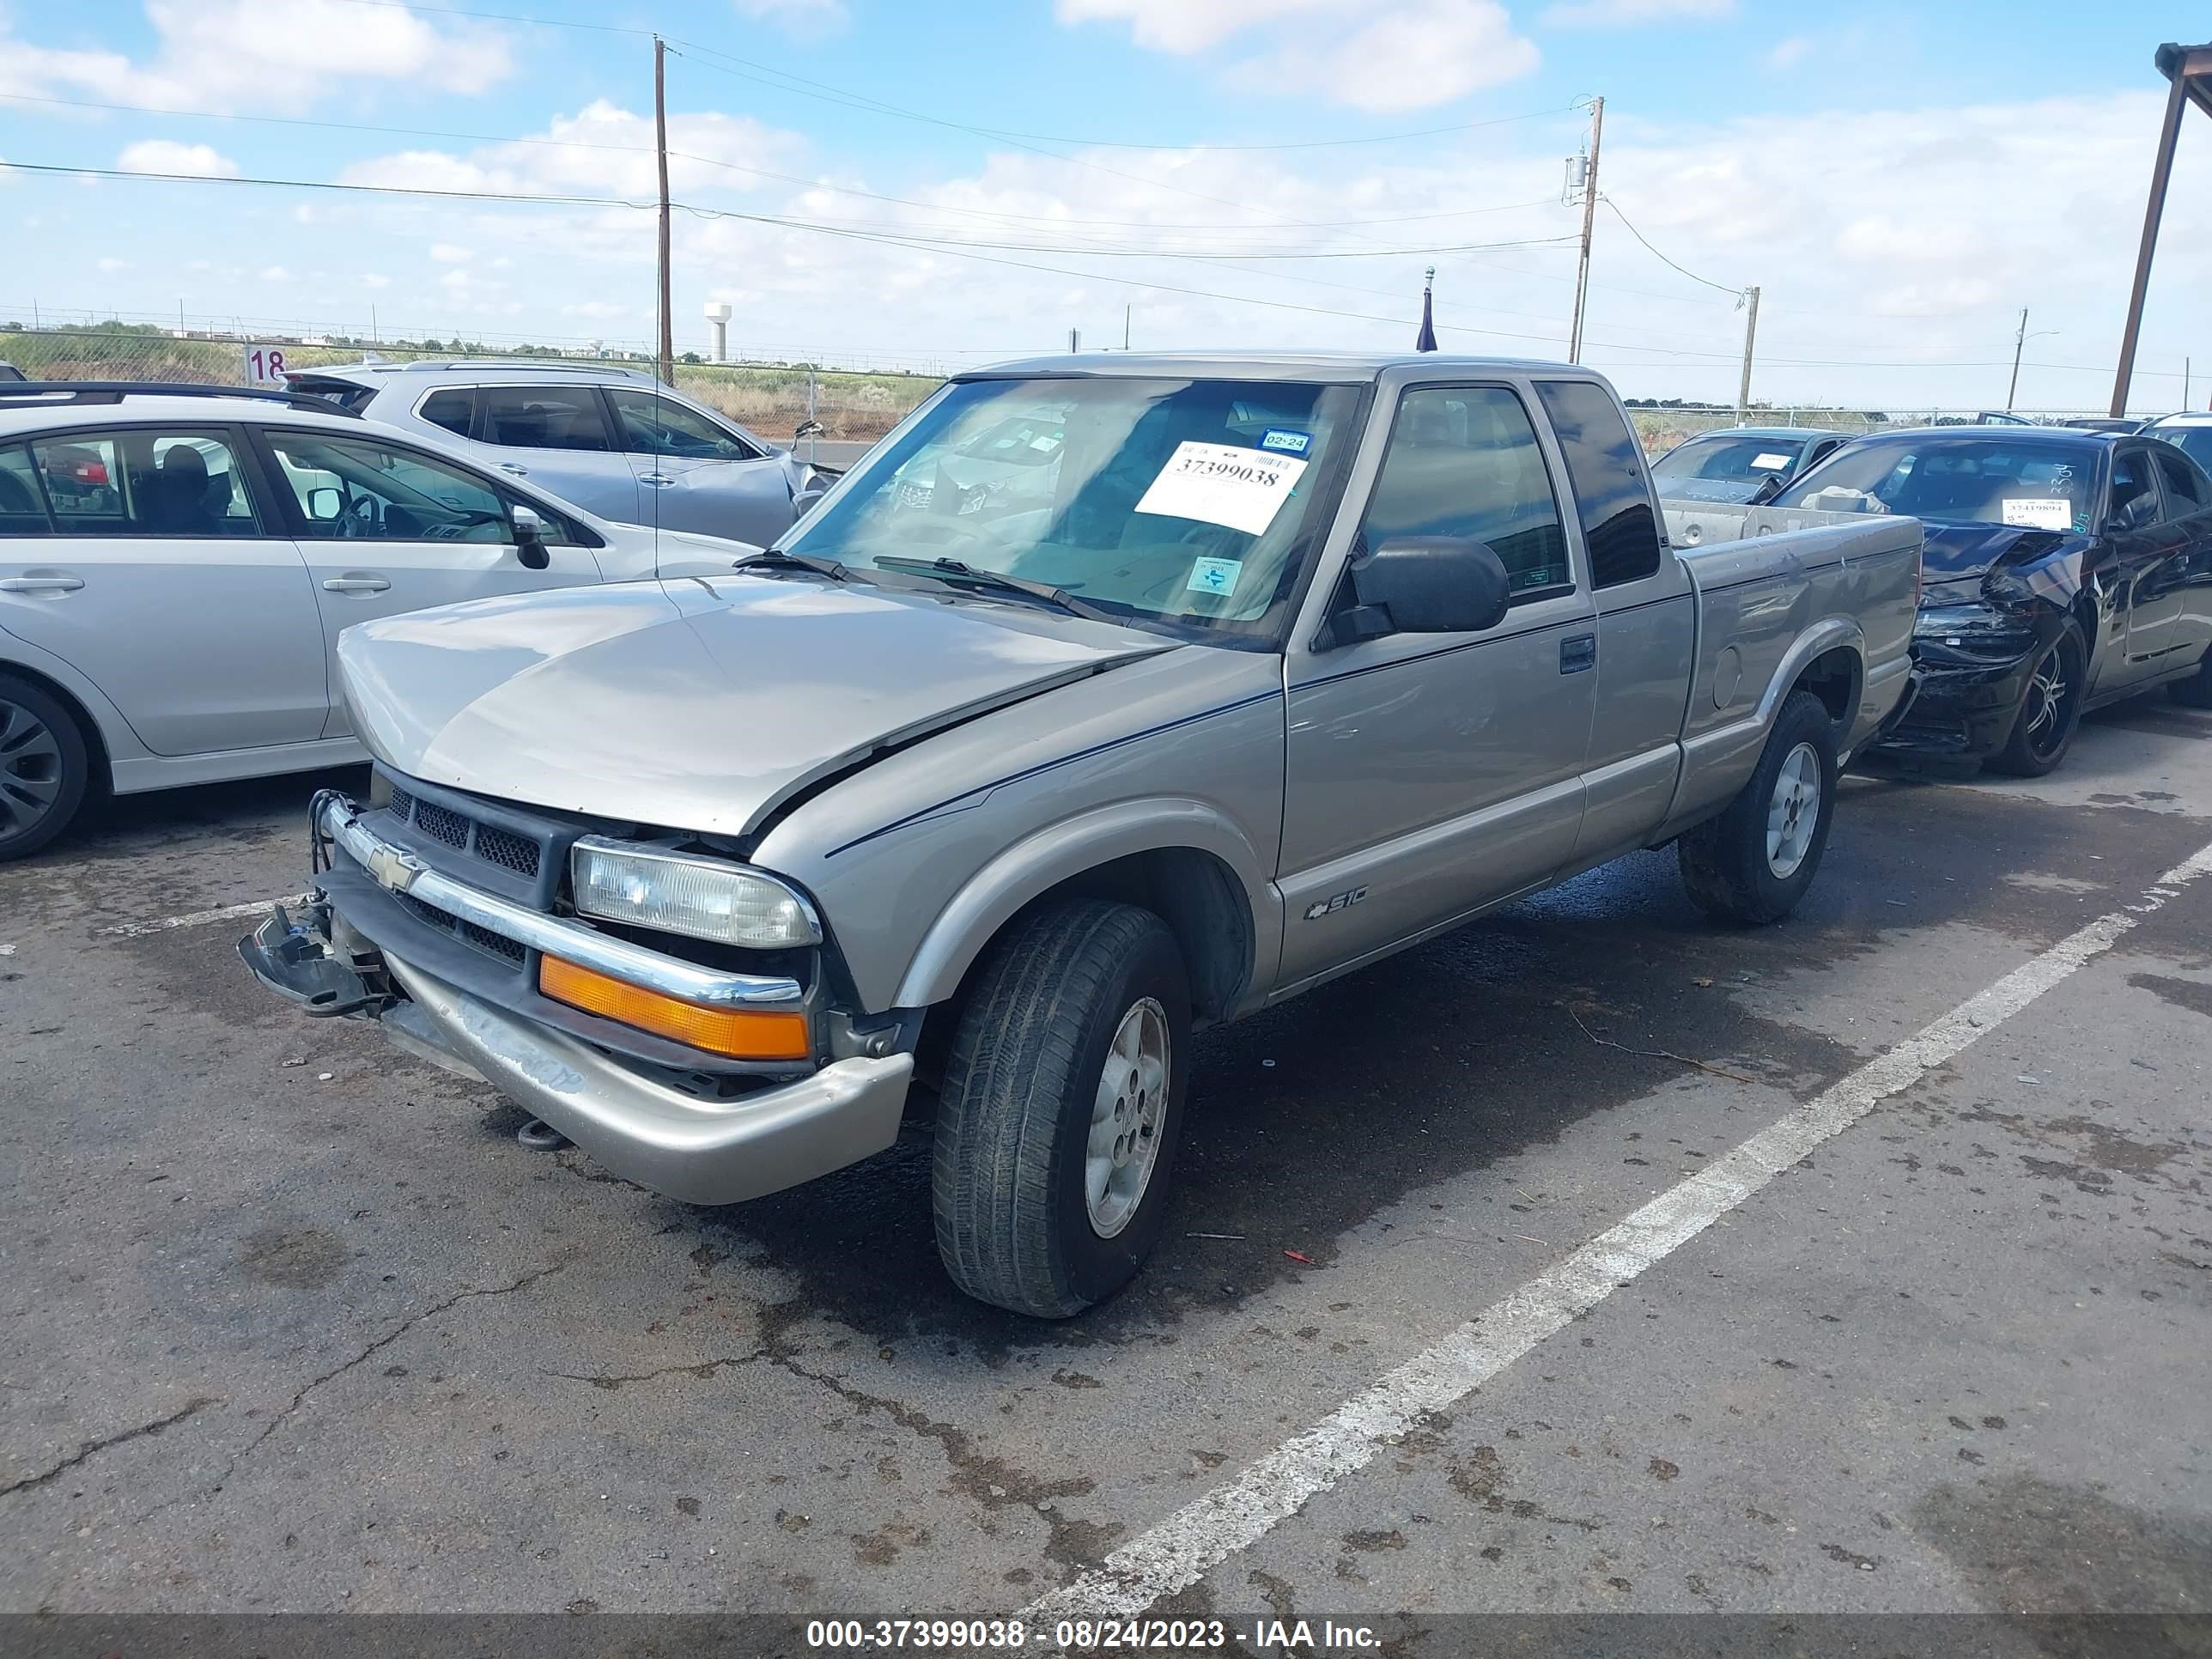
[241,350,1919,1317]
[1767,428,2212,774]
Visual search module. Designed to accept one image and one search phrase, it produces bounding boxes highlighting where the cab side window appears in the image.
[479,386,613,452]
[419,389,476,439]
[1534,380,1662,588]
[1358,386,1571,602]
[2153,447,2207,517]
[2108,449,2158,530]
[27,430,260,537]
[606,388,758,460]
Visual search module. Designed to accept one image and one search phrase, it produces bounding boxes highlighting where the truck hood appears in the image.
[337,574,1169,837]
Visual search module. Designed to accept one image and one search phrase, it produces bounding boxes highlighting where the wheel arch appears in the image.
[892,799,1274,1026]
[0,653,115,799]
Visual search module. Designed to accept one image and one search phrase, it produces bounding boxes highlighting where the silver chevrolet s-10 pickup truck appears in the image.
[243,352,1921,1316]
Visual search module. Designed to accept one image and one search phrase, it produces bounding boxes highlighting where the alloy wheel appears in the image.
[1765,740,1821,879]
[1085,996,1170,1239]
[0,696,64,847]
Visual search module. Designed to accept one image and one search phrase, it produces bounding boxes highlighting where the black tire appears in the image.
[0,672,92,862]
[1987,621,2087,777]
[1679,688,1840,927]
[2168,651,2212,709]
[932,899,1191,1318]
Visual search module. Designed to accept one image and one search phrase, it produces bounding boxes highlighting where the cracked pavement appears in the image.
[2,700,2209,1619]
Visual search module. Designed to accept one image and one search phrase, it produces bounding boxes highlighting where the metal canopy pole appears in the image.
[2111,43,2211,418]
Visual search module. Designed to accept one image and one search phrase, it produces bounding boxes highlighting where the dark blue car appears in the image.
[1772,428,2212,775]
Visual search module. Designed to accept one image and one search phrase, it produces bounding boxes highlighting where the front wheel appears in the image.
[1678,688,1840,926]
[932,900,1191,1318]
[1987,622,2087,777]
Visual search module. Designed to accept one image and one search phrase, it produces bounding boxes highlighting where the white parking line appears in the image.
[98,896,309,939]
[1027,838,2212,1622]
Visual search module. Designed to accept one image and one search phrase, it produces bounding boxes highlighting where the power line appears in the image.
[1599,196,1742,296]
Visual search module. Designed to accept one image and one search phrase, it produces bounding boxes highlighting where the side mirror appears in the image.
[794,420,826,441]
[1335,536,1513,642]
[306,486,343,522]
[511,503,550,568]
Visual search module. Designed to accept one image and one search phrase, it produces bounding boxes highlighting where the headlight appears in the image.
[570,837,821,949]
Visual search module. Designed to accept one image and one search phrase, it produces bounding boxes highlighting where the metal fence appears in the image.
[0,327,942,443]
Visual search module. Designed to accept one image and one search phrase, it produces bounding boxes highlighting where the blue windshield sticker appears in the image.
[1186,556,1243,596]
[1259,428,1311,454]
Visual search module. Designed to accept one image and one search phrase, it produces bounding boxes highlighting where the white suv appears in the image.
[0,381,757,859]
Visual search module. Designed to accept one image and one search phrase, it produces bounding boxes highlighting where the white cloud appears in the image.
[429,242,473,264]
[0,0,512,116]
[259,264,291,282]
[732,0,848,37]
[96,256,129,272]
[1540,0,1733,24]
[1765,34,1811,70]
[1057,0,1538,111]
[116,138,238,178]
[339,100,805,201]
[362,273,392,289]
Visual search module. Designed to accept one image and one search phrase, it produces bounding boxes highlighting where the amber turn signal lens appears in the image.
[538,955,811,1060]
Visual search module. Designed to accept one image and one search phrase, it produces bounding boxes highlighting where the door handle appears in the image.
[322,576,392,594]
[0,575,85,594]
[498,463,529,477]
[1560,632,1597,674]
[639,473,675,487]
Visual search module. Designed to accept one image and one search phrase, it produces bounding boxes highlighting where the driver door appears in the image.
[603,386,798,545]
[251,428,605,738]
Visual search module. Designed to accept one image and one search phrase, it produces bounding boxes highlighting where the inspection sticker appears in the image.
[1260,428,1312,454]
[1135,441,1309,536]
[1752,452,1791,471]
[1185,556,1244,596]
[2001,497,2071,530]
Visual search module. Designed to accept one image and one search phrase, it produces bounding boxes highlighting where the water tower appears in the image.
[702,301,732,363]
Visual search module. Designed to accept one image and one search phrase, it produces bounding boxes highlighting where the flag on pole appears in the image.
[1415,265,1438,353]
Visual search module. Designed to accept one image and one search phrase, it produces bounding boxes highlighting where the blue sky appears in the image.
[2,0,2207,410]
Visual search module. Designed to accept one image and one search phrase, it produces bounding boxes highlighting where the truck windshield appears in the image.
[785,376,1359,638]
[1774,434,2102,530]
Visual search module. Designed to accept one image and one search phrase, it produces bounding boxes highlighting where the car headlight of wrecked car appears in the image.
[571,836,822,948]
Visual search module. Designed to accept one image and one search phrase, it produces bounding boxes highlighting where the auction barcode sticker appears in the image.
[1135,441,1309,537]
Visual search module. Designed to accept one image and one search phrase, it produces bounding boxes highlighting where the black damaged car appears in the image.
[1767,428,2212,775]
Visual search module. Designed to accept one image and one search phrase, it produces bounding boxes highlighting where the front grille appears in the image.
[381,780,547,884]
[398,892,528,965]
[414,801,469,850]
[475,825,543,878]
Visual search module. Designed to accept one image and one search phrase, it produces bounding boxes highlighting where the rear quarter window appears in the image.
[1534,380,1662,588]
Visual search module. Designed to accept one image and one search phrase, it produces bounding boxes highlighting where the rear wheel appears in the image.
[1988,622,2087,777]
[932,899,1190,1318]
[1678,689,1839,926]
[0,672,91,862]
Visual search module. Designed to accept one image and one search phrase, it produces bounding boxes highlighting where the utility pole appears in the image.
[1568,95,1604,364]
[653,35,675,387]
[1735,285,1760,420]
[1124,303,1131,351]
[2006,307,2029,412]
[1069,328,1080,354]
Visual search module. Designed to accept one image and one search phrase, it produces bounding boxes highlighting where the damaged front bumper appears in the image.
[1874,600,2069,763]
[239,797,912,1206]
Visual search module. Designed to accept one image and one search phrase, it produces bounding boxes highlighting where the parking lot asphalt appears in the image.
[3,702,2208,1624]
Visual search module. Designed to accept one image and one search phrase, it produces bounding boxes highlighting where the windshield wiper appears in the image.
[732,547,848,581]
[870,556,1105,620]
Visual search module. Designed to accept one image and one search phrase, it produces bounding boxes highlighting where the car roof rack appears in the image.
[380,359,659,379]
[0,380,362,416]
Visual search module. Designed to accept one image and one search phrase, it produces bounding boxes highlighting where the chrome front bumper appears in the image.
[380,948,911,1206]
